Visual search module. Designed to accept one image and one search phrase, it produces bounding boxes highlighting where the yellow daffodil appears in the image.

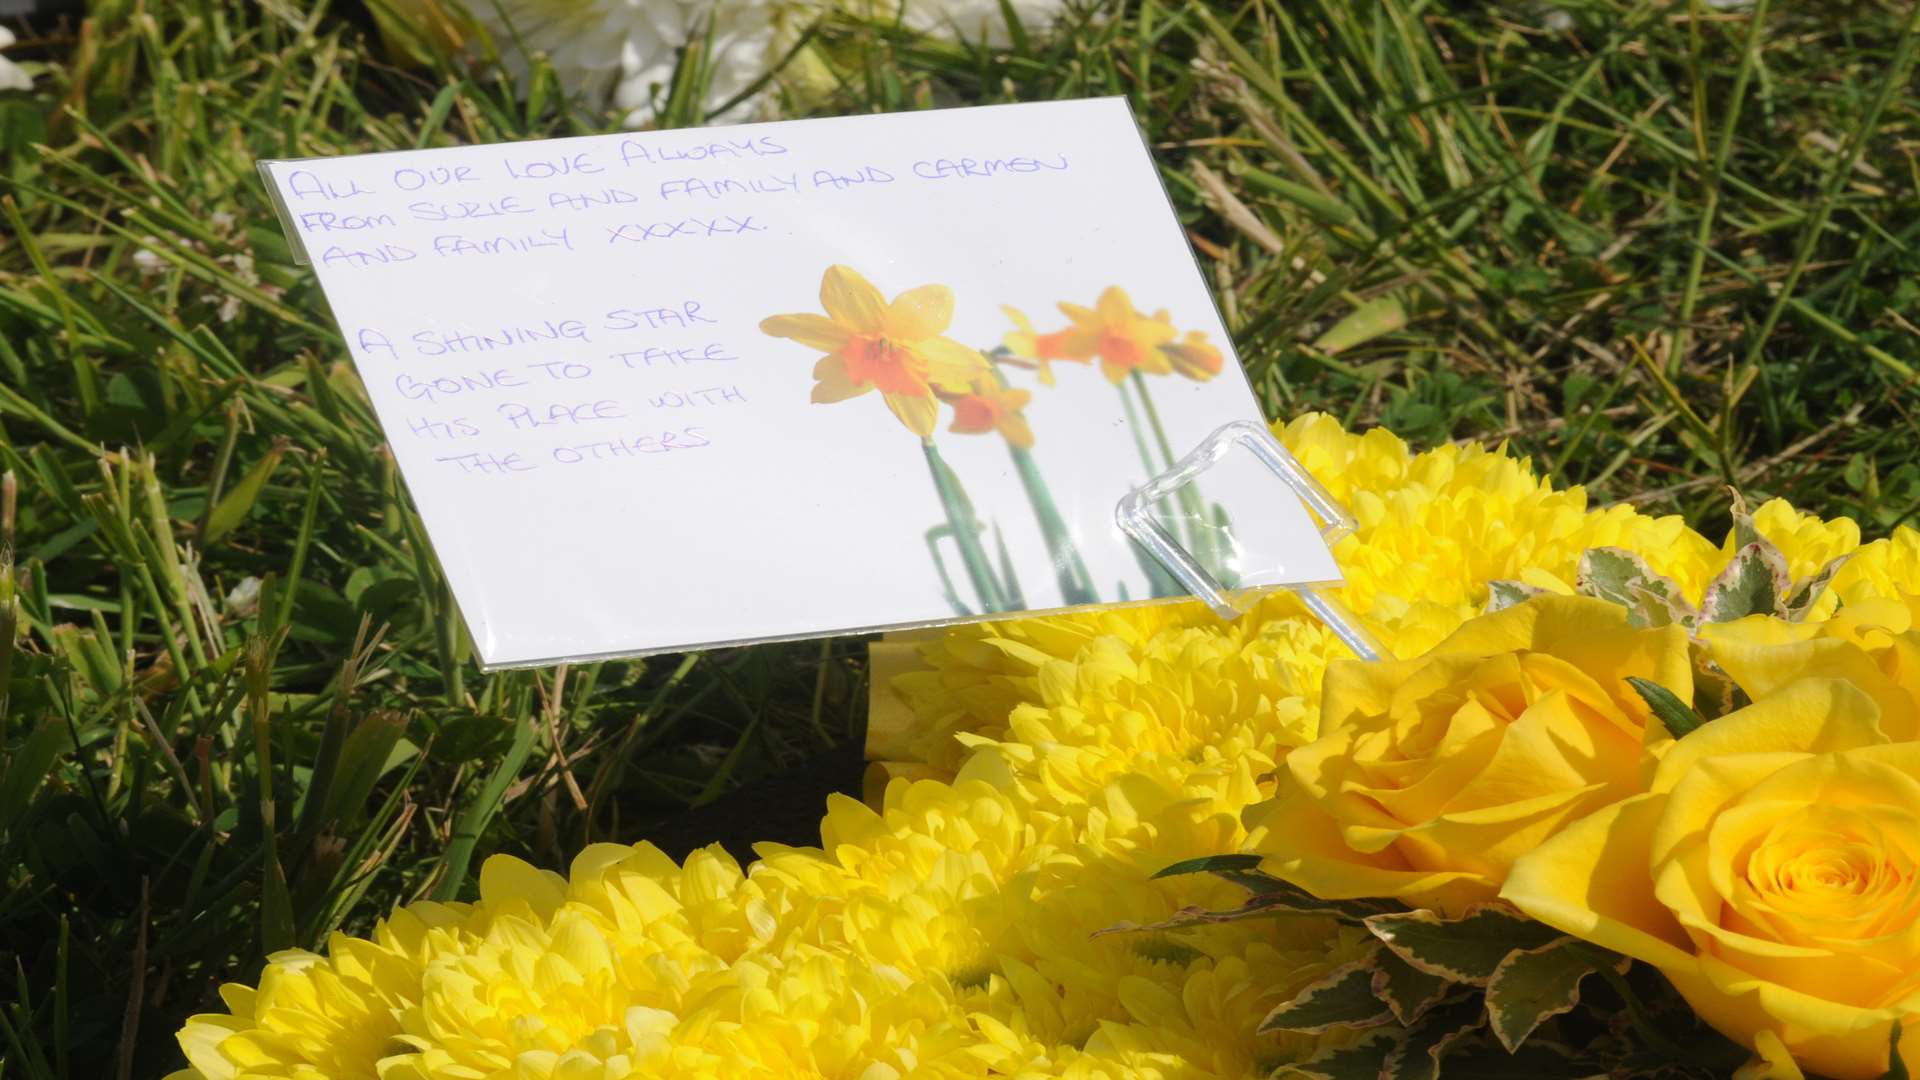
[1052,286,1176,384]
[939,377,1035,448]
[1000,304,1083,386]
[1160,330,1224,382]
[760,264,990,438]
[1142,308,1226,383]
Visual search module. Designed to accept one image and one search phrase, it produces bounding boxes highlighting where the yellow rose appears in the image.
[1501,678,1919,1079]
[1704,598,1920,741]
[1249,595,1692,913]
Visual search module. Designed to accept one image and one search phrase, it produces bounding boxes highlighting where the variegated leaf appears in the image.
[1363,903,1562,987]
[1783,553,1851,621]
[1484,580,1543,613]
[1701,541,1791,622]
[1258,948,1396,1033]
[1381,996,1484,1080]
[1485,937,1627,1052]
[1728,490,1761,550]
[1372,946,1455,1026]
[1275,1029,1400,1080]
[1691,652,1746,721]
[1577,547,1656,607]
[1576,547,1699,628]
[1624,575,1698,630]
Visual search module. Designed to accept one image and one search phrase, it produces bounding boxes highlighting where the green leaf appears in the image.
[318,710,412,829]
[1382,995,1483,1080]
[1363,904,1562,986]
[0,720,67,831]
[1259,950,1396,1033]
[1627,676,1706,739]
[1099,881,1396,936]
[1883,1022,1909,1080]
[1483,580,1542,613]
[1154,853,1264,879]
[1372,946,1455,1025]
[202,439,288,545]
[1485,936,1625,1052]
[1151,855,1404,922]
[1701,541,1791,622]
[1312,295,1407,355]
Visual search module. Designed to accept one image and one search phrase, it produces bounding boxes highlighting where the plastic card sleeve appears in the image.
[1117,419,1386,661]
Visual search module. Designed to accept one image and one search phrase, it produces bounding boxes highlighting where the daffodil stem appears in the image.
[1128,370,1179,473]
[1127,373,1223,595]
[1115,382,1184,597]
[923,441,1007,613]
[1008,444,1099,606]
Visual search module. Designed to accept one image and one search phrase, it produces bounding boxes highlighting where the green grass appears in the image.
[2,0,1918,1074]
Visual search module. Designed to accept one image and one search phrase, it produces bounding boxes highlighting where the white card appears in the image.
[261,97,1341,668]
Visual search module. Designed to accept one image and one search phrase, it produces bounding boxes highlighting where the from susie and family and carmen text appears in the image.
[275,130,1071,479]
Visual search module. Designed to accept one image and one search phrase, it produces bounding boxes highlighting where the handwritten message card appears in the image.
[261,97,1341,668]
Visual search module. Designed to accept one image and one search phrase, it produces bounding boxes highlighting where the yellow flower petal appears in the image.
[883,391,938,438]
[914,338,990,391]
[886,284,954,341]
[1096,286,1136,325]
[1500,793,1699,970]
[1649,678,1889,794]
[478,854,567,921]
[998,413,1035,450]
[811,354,870,403]
[760,313,853,352]
[1058,300,1099,328]
[821,264,888,332]
[1736,1029,1809,1080]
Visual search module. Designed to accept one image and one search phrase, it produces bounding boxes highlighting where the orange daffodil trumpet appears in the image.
[938,378,1035,449]
[1058,286,1176,383]
[998,305,1080,386]
[760,264,990,439]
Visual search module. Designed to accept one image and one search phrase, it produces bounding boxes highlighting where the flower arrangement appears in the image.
[173,416,1920,1078]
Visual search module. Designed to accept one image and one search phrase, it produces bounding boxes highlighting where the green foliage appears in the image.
[4,0,1920,1075]
[1141,863,1750,1078]
[1627,676,1707,739]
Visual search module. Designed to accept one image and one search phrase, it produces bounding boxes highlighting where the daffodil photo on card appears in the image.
[760,262,1252,618]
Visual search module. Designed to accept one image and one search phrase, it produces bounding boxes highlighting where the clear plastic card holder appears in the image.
[1116,419,1388,662]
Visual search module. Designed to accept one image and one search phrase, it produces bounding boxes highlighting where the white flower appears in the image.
[225,576,262,617]
[465,0,788,126]
[883,0,1065,46]
[131,245,168,276]
[0,26,36,92]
